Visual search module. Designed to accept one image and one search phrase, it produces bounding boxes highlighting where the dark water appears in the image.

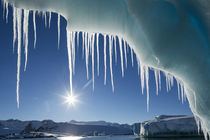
[8,136,205,140]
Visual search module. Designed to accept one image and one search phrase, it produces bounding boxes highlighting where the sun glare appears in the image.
[64,93,79,107]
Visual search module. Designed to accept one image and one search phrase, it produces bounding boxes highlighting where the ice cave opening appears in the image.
[1,0,210,139]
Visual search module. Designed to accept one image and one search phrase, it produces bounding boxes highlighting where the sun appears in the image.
[64,93,79,107]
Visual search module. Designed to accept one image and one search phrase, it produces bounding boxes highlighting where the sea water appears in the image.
[7,135,205,140]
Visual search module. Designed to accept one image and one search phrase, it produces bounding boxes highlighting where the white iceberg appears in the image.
[140,115,202,137]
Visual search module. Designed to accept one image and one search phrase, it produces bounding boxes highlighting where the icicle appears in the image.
[131,48,134,67]
[145,66,150,112]
[180,82,184,104]
[92,34,95,90]
[5,2,8,23]
[114,36,117,64]
[2,0,5,20]
[154,69,159,96]
[165,73,169,92]
[96,33,100,76]
[57,14,61,49]
[16,9,22,108]
[123,40,127,68]
[119,38,124,77]
[109,35,114,92]
[72,32,76,74]
[104,35,107,85]
[33,11,37,48]
[137,60,140,76]
[23,10,29,71]
[140,63,145,94]
[48,12,51,28]
[77,32,79,50]
[169,74,174,90]
[193,92,197,111]
[88,33,91,56]
[44,12,47,27]
[177,80,181,100]
[85,32,89,79]
[82,32,84,58]
[13,7,17,53]
[165,72,174,92]
[158,70,161,90]
[66,31,73,95]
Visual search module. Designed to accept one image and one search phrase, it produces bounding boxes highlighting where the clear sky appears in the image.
[0,5,192,124]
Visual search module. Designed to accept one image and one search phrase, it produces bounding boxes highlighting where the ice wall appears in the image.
[1,0,210,139]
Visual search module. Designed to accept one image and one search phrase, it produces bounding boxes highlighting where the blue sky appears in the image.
[0,5,192,124]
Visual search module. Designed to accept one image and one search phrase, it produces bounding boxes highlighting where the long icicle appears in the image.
[13,7,17,53]
[2,0,5,20]
[82,32,85,58]
[109,35,114,92]
[72,32,76,74]
[85,32,89,79]
[123,40,127,68]
[154,69,159,96]
[44,12,47,27]
[158,70,161,90]
[177,80,181,100]
[114,36,117,64]
[145,66,150,112]
[119,38,124,77]
[23,10,29,71]
[67,31,73,95]
[57,14,61,49]
[104,35,107,85]
[48,12,51,28]
[92,34,95,90]
[33,11,37,48]
[96,33,100,76]
[131,48,134,67]
[16,9,22,108]
[5,2,8,23]
[77,32,79,50]
[140,63,145,94]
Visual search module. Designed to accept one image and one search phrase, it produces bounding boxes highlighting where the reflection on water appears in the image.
[137,137,204,140]
[13,136,204,140]
[58,136,83,140]
[57,136,204,140]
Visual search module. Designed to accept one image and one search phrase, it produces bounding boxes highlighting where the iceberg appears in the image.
[1,0,210,138]
[140,115,202,137]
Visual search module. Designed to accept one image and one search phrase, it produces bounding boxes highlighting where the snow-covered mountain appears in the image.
[69,120,115,126]
[69,120,131,129]
[0,119,132,138]
[139,115,203,137]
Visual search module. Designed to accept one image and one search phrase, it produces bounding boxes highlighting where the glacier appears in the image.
[1,0,210,139]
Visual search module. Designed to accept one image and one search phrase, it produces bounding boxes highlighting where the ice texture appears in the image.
[2,0,210,138]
